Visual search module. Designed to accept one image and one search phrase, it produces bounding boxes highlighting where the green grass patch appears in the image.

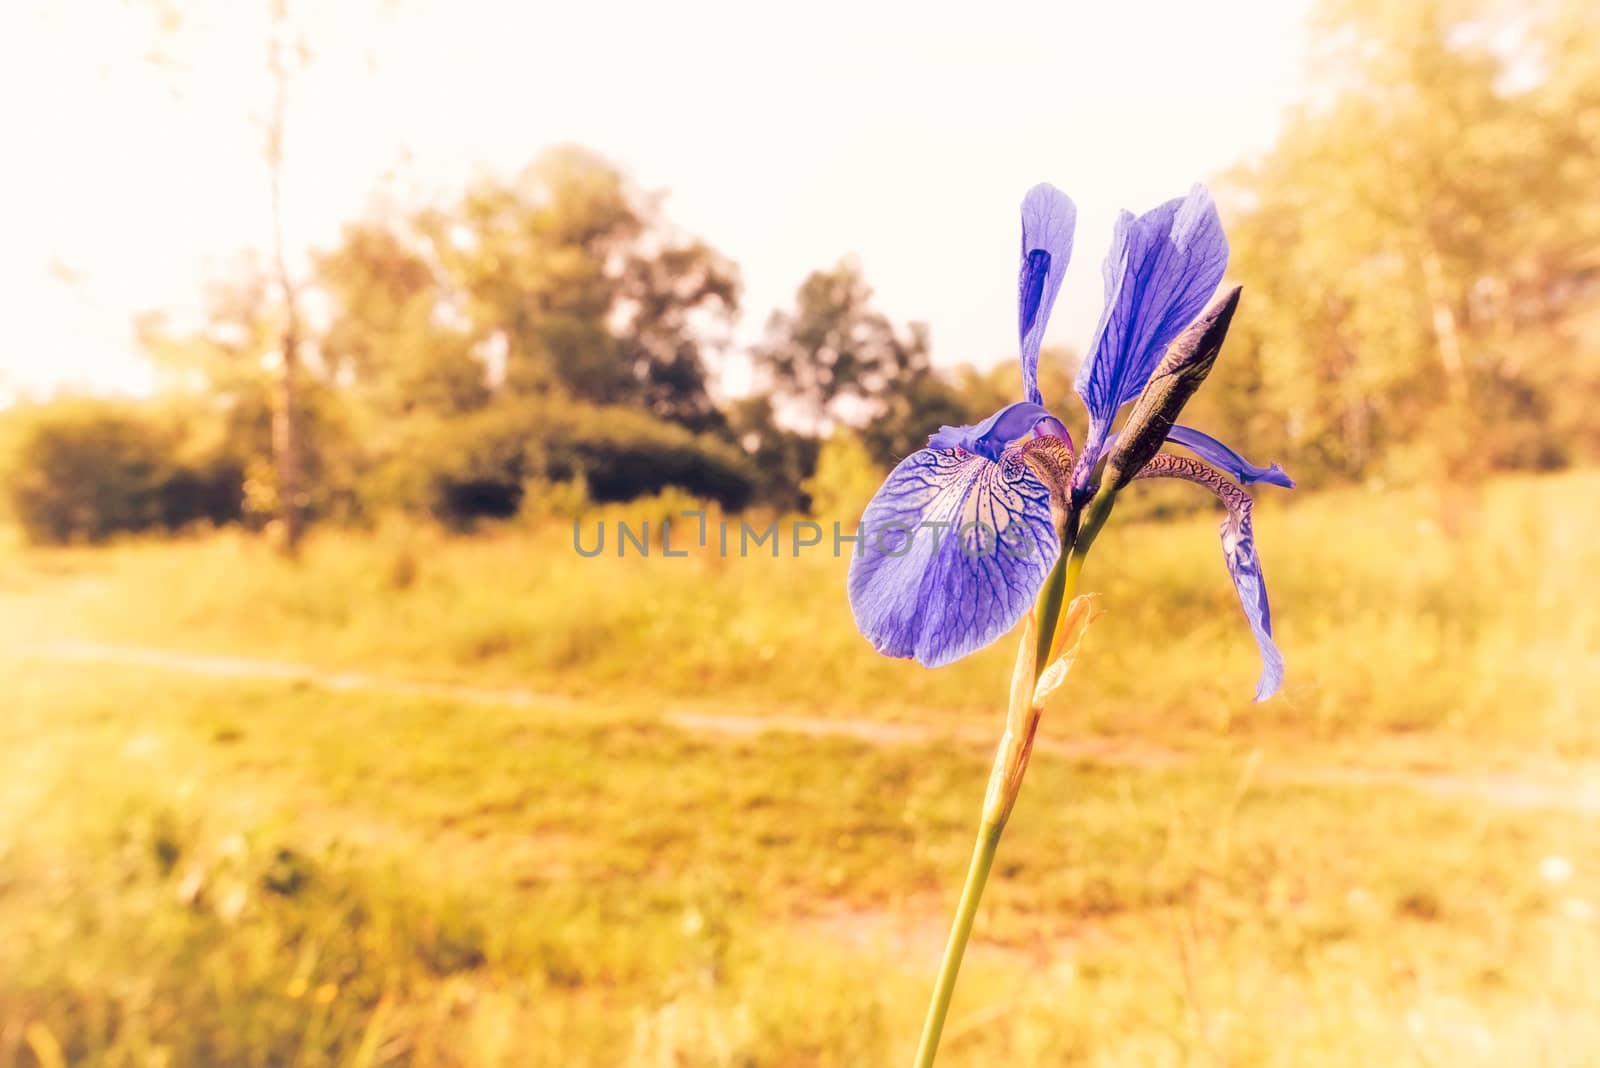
[3,472,1596,756]
[3,659,1597,1065]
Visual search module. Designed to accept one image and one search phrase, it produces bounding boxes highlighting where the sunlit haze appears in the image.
[0,0,1313,402]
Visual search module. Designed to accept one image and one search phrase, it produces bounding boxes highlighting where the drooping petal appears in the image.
[1018,184,1077,405]
[1134,454,1284,701]
[927,401,1053,461]
[1167,425,1295,488]
[1074,184,1229,436]
[848,446,1060,667]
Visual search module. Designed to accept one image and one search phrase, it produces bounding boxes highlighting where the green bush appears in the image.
[539,402,758,509]
[387,398,760,526]
[3,392,765,536]
[213,382,367,527]
[4,400,243,543]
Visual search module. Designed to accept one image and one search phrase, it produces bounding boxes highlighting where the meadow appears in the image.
[2,470,1598,1066]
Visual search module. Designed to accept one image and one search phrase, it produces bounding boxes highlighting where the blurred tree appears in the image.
[4,400,242,543]
[311,147,747,513]
[1219,0,1600,482]
[136,146,749,523]
[748,262,1080,483]
[136,265,364,526]
[857,367,967,468]
[416,146,741,431]
[804,431,883,521]
[858,346,1084,468]
[754,259,933,436]
[135,264,279,397]
[314,220,488,419]
[133,0,372,549]
[265,0,307,552]
[726,393,822,512]
[614,234,741,431]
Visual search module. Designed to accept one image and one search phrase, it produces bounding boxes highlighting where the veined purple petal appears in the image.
[1018,184,1077,405]
[848,446,1060,668]
[1074,185,1229,437]
[1225,508,1285,701]
[1135,454,1284,701]
[927,401,1053,461]
[1167,425,1295,488]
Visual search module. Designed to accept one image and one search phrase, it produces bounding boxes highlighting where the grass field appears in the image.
[2,471,1598,1065]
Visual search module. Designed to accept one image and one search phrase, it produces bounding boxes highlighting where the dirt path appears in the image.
[14,639,1600,814]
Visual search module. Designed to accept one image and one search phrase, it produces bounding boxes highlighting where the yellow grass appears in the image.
[2,470,1598,1064]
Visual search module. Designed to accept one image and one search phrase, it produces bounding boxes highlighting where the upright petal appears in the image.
[1134,454,1284,700]
[1099,288,1241,496]
[1018,184,1077,405]
[1166,425,1295,488]
[1074,185,1229,432]
[848,447,1060,667]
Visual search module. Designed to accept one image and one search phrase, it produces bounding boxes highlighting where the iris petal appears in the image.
[1074,184,1229,435]
[1134,454,1284,701]
[848,446,1060,668]
[1018,184,1077,405]
[927,401,1053,461]
[1224,506,1285,701]
[1166,425,1295,488]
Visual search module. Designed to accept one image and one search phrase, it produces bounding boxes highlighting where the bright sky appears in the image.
[0,0,1314,403]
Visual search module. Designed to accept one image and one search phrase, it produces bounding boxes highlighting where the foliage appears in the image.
[539,401,756,509]
[1216,0,1600,485]
[135,264,370,528]
[314,219,492,421]
[2,399,241,543]
[22,0,1600,534]
[754,258,933,437]
[804,430,883,522]
[313,147,744,433]
[104,147,763,534]
[856,365,969,468]
[725,393,822,512]
[364,397,759,526]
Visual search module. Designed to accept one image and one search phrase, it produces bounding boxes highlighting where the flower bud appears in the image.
[1102,286,1240,492]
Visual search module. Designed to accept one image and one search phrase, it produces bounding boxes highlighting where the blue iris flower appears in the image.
[847,182,1293,699]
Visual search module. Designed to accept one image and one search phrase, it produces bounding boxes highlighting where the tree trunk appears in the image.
[273,316,303,553]
[268,0,302,555]
[1419,246,1469,404]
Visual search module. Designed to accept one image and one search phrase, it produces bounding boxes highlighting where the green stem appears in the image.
[911,538,1092,1067]
[910,479,1131,1066]
[1032,550,1071,668]
[1073,488,1118,562]
[1031,507,1082,666]
[911,820,1003,1068]
[1045,489,1115,638]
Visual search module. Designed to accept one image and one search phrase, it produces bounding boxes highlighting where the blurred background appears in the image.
[2,0,1598,1065]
